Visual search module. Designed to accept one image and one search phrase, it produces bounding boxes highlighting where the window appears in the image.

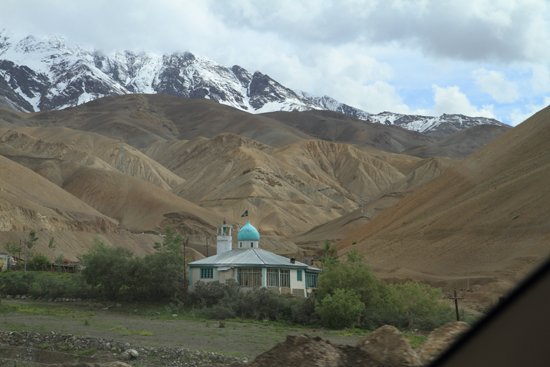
[239,242,242,247]
[280,269,290,288]
[267,268,279,287]
[238,268,262,286]
[297,270,302,281]
[200,267,214,279]
[306,272,319,288]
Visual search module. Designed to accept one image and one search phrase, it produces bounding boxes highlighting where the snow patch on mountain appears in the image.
[0,30,505,135]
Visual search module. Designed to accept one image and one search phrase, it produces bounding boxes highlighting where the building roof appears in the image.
[188,248,322,273]
[237,220,260,241]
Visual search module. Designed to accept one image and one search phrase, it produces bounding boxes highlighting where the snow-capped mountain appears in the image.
[367,111,505,137]
[0,31,505,135]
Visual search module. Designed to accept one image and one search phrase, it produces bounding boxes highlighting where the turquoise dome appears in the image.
[238,220,260,241]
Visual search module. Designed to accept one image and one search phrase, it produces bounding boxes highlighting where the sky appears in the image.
[2,0,550,126]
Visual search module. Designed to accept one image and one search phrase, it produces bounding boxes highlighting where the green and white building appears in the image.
[188,220,321,297]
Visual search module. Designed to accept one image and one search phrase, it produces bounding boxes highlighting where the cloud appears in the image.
[209,0,550,64]
[472,68,519,103]
[432,85,495,118]
[509,96,550,126]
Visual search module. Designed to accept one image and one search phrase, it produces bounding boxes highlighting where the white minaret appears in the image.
[216,218,232,255]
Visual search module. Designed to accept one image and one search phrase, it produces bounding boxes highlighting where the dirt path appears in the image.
[0,299,369,359]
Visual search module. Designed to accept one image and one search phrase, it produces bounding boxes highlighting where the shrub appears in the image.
[291,296,320,325]
[81,238,134,300]
[27,254,51,271]
[317,247,387,311]
[316,288,365,329]
[186,280,240,308]
[0,272,36,295]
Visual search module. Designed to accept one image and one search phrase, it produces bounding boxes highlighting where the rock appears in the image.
[119,351,131,361]
[6,295,11,300]
[244,334,382,367]
[357,325,421,367]
[172,314,178,317]
[417,321,470,365]
[105,342,112,350]
[127,349,139,358]
[116,303,122,307]
[21,296,27,300]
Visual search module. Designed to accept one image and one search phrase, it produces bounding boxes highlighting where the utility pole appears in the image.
[449,286,464,321]
[24,239,27,272]
[467,265,470,292]
[182,237,189,295]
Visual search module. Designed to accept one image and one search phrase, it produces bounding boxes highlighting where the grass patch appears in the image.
[109,326,154,337]
[404,334,427,349]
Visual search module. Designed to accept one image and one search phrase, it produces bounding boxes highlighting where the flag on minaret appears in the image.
[241,210,248,217]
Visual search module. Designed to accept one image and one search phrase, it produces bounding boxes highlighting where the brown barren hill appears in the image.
[335,106,550,304]
[23,94,313,149]
[292,157,456,247]
[60,165,224,235]
[262,109,436,153]
[14,127,184,190]
[402,124,512,160]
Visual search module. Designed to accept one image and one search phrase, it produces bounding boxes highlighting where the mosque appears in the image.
[188,219,321,297]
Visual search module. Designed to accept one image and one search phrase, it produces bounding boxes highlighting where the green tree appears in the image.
[317,247,388,311]
[26,230,39,250]
[48,236,56,250]
[153,226,183,253]
[320,239,338,267]
[81,237,134,300]
[389,281,446,317]
[316,288,365,329]
[28,253,51,271]
[4,241,22,258]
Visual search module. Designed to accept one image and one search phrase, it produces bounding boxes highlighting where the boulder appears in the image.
[416,321,469,365]
[357,325,420,366]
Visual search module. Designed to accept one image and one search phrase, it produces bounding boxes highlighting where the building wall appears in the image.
[290,269,306,290]
[217,268,235,283]
[190,267,217,285]
[190,266,314,298]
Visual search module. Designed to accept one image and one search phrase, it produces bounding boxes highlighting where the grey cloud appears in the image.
[208,0,550,63]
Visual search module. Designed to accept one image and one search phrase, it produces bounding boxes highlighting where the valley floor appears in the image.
[0,299,401,360]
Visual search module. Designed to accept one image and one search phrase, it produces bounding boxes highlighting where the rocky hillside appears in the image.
[335,105,550,307]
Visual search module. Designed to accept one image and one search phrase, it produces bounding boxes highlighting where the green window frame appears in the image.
[200,267,214,279]
[238,268,262,286]
[297,270,302,281]
[306,272,319,288]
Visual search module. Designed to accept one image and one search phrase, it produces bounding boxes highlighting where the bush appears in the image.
[0,272,36,295]
[317,247,388,311]
[186,280,240,308]
[30,275,66,299]
[81,238,134,300]
[28,254,52,271]
[316,288,365,329]
[291,296,320,325]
